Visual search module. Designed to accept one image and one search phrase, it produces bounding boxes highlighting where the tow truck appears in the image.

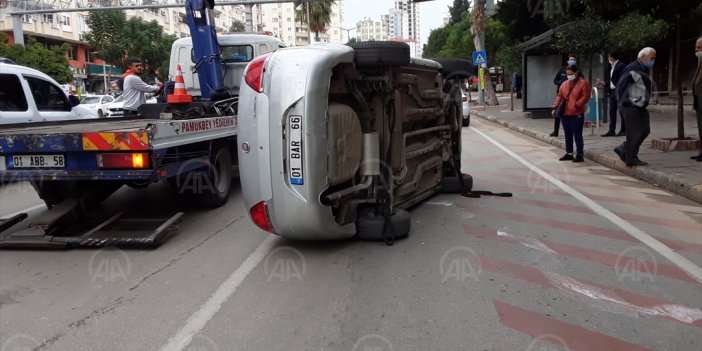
[0,0,258,248]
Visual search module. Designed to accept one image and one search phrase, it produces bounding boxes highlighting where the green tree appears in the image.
[553,16,610,79]
[295,0,334,42]
[608,13,669,51]
[448,0,471,25]
[346,37,358,44]
[230,20,245,33]
[84,11,176,82]
[0,37,73,83]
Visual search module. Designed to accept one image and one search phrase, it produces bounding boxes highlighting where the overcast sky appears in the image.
[342,0,453,46]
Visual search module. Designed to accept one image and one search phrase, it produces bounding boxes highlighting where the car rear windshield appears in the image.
[81,96,101,104]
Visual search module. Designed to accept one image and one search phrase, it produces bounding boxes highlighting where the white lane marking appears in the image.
[603,175,640,182]
[470,126,702,284]
[0,204,46,219]
[159,236,278,351]
[423,201,455,207]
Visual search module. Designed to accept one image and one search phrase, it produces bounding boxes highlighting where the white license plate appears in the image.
[10,155,65,169]
[288,115,303,185]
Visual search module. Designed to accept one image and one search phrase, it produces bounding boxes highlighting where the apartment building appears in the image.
[356,17,387,42]
[254,0,344,46]
[363,1,421,58]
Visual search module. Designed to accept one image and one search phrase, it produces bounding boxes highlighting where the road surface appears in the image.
[1,119,700,351]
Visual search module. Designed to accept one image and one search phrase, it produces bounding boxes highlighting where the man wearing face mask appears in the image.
[613,47,656,167]
[600,52,627,137]
[692,37,702,162]
[551,54,578,137]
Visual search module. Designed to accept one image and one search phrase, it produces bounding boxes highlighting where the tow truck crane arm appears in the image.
[185,0,227,100]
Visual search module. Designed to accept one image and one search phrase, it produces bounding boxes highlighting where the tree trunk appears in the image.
[676,17,685,140]
[471,0,498,106]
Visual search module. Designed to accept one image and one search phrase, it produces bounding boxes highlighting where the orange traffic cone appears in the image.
[168,64,193,104]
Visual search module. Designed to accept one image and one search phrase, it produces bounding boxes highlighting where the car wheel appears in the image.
[97,109,104,118]
[355,208,411,241]
[440,173,473,194]
[431,58,473,80]
[462,114,470,127]
[347,41,411,66]
[193,145,233,208]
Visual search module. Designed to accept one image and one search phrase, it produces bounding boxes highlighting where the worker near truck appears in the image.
[122,57,162,117]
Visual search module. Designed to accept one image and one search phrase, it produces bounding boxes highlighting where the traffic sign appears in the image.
[472,50,487,65]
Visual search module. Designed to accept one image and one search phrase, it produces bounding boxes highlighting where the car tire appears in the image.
[462,114,470,127]
[440,173,473,193]
[347,41,410,66]
[355,208,411,241]
[193,145,233,208]
[432,58,473,80]
[97,109,104,118]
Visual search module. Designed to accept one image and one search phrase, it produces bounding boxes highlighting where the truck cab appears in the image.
[168,34,285,99]
[0,62,96,124]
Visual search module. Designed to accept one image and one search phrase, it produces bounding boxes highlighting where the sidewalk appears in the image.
[471,95,702,204]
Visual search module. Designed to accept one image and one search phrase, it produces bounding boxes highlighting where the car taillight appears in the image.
[250,201,275,233]
[97,153,150,169]
[244,52,273,93]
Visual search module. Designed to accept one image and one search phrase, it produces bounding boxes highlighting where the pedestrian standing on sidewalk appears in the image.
[551,64,591,162]
[551,54,578,137]
[692,37,702,162]
[599,52,627,137]
[614,47,656,167]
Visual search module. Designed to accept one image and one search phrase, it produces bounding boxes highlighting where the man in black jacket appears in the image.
[601,52,627,136]
[614,47,656,167]
[551,54,577,137]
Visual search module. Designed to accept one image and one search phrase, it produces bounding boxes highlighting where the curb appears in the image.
[473,111,702,204]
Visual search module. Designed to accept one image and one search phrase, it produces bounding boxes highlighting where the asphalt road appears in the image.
[1,119,701,351]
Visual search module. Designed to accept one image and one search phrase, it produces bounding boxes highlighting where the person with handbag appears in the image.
[551,54,578,137]
[551,65,591,162]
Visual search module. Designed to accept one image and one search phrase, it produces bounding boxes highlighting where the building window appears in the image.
[42,14,54,24]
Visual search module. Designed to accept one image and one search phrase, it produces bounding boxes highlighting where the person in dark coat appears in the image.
[600,52,627,136]
[692,37,702,161]
[551,54,577,137]
[613,47,656,167]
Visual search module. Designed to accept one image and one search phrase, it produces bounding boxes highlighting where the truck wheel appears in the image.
[193,145,233,208]
[347,41,410,66]
[355,208,411,241]
[440,173,473,194]
[432,58,473,80]
[32,181,76,208]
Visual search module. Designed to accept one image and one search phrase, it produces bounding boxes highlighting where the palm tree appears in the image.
[471,0,498,106]
[295,1,335,43]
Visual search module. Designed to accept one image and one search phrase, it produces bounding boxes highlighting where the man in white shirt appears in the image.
[121,57,162,117]
[601,52,627,136]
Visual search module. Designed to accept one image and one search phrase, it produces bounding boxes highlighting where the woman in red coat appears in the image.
[551,65,591,162]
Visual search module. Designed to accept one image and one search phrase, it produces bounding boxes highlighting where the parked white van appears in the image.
[168,33,284,98]
[0,62,96,124]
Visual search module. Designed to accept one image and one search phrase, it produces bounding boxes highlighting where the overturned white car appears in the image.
[238,42,472,241]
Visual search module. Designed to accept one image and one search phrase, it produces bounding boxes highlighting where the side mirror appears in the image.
[68,95,80,107]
